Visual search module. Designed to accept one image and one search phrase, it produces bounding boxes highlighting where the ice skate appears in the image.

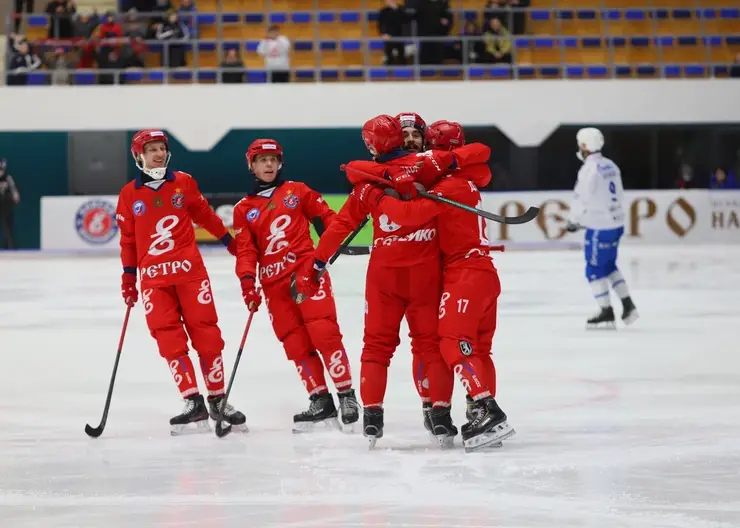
[207,395,248,433]
[170,394,211,436]
[465,396,502,448]
[621,297,639,326]
[461,397,515,453]
[429,406,458,449]
[586,306,616,329]
[337,389,360,433]
[363,407,384,449]
[292,392,341,434]
[422,402,433,434]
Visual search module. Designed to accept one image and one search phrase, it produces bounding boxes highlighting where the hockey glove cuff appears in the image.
[121,271,138,307]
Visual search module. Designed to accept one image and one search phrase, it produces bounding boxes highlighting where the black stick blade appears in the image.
[84,424,104,438]
[504,206,540,225]
[215,422,232,438]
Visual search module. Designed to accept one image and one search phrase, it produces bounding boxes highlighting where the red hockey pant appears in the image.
[263,271,352,395]
[437,266,500,399]
[361,261,450,407]
[142,276,225,398]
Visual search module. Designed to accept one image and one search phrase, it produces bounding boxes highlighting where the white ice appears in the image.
[1,245,739,528]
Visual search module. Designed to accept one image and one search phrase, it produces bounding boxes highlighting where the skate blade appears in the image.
[623,310,639,326]
[586,321,617,330]
[433,433,456,449]
[292,416,341,434]
[216,421,249,434]
[366,436,381,450]
[170,419,211,436]
[463,423,516,453]
[341,422,359,434]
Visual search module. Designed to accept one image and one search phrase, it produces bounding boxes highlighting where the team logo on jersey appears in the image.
[171,193,185,209]
[283,193,299,209]
[246,208,260,222]
[75,199,118,245]
[378,214,402,233]
[458,340,473,356]
[153,196,163,208]
[132,200,146,216]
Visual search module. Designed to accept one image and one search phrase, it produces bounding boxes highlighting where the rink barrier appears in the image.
[38,190,740,252]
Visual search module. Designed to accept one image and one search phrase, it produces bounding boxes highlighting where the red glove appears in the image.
[121,271,138,306]
[392,170,419,199]
[227,237,237,257]
[291,258,325,304]
[240,276,262,312]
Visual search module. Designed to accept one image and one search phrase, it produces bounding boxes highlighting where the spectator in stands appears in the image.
[6,40,42,86]
[156,10,189,68]
[123,9,147,39]
[731,53,740,78]
[221,48,245,84]
[13,0,35,33]
[73,11,100,39]
[483,0,509,29]
[45,0,76,39]
[41,46,78,84]
[453,20,483,64]
[508,0,529,35]
[378,0,409,66]
[710,168,738,189]
[257,25,291,83]
[8,33,27,53]
[415,0,452,65]
[178,0,198,39]
[480,17,511,64]
[119,37,147,71]
[0,159,20,250]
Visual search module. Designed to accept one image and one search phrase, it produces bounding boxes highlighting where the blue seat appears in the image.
[712,65,729,76]
[656,36,674,47]
[294,69,315,81]
[653,9,669,20]
[292,12,311,24]
[344,69,364,79]
[294,40,313,52]
[318,12,335,23]
[320,40,337,51]
[198,42,217,52]
[610,37,627,47]
[703,36,722,47]
[636,65,656,76]
[463,10,478,21]
[121,71,143,82]
[468,67,486,79]
[441,68,462,78]
[539,66,560,76]
[369,68,388,80]
[663,64,681,77]
[268,13,288,24]
[245,13,263,24]
[367,12,379,22]
[566,65,585,78]
[684,64,705,77]
[196,14,216,24]
[625,10,646,20]
[720,8,739,19]
[530,10,550,21]
[223,40,240,51]
[615,65,632,77]
[533,38,555,48]
[631,37,650,47]
[514,37,531,49]
[602,10,621,21]
[73,72,97,85]
[490,65,511,78]
[171,70,193,81]
[27,15,47,26]
[563,37,578,48]
[557,10,574,20]
[340,12,360,23]
[246,70,268,83]
[420,68,437,78]
[369,40,384,51]
[197,70,218,82]
[586,65,608,77]
[393,68,415,79]
[341,40,362,51]
[577,10,597,20]
[221,13,239,24]
[727,36,740,45]
[517,66,536,78]
[148,70,165,82]
[583,37,601,48]
[321,69,340,80]
[673,9,691,20]
[245,41,259,52]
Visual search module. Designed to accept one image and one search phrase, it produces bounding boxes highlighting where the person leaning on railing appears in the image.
[6,39,42,86]
[480,17,512,65]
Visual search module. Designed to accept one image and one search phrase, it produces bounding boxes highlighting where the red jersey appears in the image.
[313,150,453,268]
[233,181,336,285]
[116,170,231,287]
[374,162,494,270]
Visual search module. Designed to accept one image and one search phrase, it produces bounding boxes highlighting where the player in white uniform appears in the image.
[566,128,639,329]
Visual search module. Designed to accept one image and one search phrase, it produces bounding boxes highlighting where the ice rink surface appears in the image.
[1,245,739,528]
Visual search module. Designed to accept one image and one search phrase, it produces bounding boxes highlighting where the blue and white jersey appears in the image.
[568,153,625,230]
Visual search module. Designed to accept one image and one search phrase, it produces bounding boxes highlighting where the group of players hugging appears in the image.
[115,113,515,452]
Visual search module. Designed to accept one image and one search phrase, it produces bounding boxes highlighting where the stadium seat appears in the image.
[606,9,653,36]
[658,36,707,64]
[528,10,555,35]
[530,38,560,64]
[654,9,701,35]
[563,37,608,64]
[612,37,657,64]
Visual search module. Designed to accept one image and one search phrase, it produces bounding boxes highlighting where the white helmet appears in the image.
[576,127,604,161]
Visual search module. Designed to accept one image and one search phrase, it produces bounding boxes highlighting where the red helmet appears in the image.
[361,115,404,156]
[131,129,170,178]
[426,120,466,151]
[395,112,427,135]
[246,139,284,168]
[131,129,169,162]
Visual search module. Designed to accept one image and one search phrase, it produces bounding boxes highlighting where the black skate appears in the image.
[461,397,515,453]
[363,407,384,449]
[621,297,639,326]
[465,395,478,422]
[429,406,458,449]
[207,395,248,433]
[292,392,341,434]
[586,306,616,329]
[337,389,360,432]
[170,394,210,436]
[422,402,433,433]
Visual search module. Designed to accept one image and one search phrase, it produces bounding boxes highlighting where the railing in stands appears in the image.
[4,8,740,84]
